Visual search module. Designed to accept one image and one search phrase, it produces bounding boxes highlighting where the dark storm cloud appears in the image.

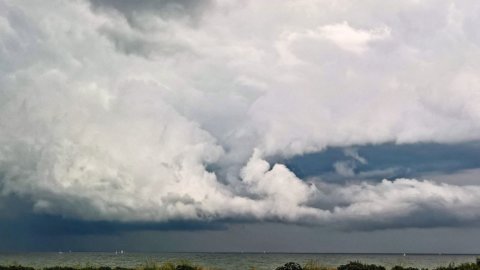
[284,142,480,182]
[337,204,480,232]
[18,216,226,236]
[0,195,225,239]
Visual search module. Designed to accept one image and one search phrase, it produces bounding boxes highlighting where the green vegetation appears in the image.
[334,260,480,270]
[0,262,213,270]
[338,262,385,270]
[2,259,480,270]
[391,266,427,270]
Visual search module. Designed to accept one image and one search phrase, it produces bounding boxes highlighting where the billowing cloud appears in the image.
[314,178,480,230]
[316,21,391,54]
[1,0,480,230]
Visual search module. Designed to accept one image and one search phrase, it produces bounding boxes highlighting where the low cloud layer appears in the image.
[1,0,480,230]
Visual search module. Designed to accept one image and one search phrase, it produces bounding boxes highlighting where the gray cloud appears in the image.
[90,0,211,57]
[312,179,480,230]
[89,0,213,26]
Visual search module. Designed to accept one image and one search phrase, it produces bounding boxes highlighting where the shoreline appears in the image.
[1,259,480,270]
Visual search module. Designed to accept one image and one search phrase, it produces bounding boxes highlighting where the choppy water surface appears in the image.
[0,253,478,270]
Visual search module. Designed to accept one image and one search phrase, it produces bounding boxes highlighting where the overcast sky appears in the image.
[2,0,480,252]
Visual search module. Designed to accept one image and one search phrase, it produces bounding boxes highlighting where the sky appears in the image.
[1,0,480,253]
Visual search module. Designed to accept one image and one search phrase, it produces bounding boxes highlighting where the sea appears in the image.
[0,253,478,270]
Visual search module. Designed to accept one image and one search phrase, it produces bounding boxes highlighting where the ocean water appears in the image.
[0,253,478,270]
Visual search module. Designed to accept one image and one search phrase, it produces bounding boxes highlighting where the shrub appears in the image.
[0,267,35,270]
[175,265,196,270]
[391,266,422,270]
[275,262,303,270]
[44,267,77,270]
[338,261,385,270]
[434,262,480,270]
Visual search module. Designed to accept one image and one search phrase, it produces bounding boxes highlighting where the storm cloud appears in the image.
[1,0,480,231]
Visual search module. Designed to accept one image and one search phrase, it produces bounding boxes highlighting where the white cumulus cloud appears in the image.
[317,21,391,54]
